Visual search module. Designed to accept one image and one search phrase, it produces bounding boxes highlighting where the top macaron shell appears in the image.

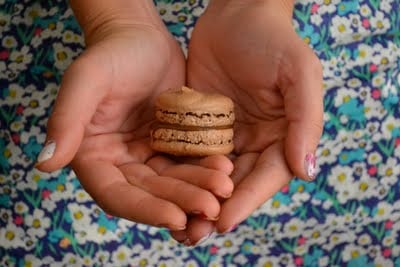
[155,86,235,127]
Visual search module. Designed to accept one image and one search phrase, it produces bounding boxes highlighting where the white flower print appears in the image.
[374,201,393,221]
[23,3,47,25]
[9,46,33,71]
[378,158,400,187]
[94,251,111,266]
[359,4,371,17]
[283,218,306,238]
[2,35,18,48]
[256,255,281,267]
[25,208,51,238]
[341,244,367,262]
[110,245,135,266]
[330,16,354,45]
[357,233,372,246]
[381,115,400,139]
[14,201,29,214]
[370,11,390,34]
[315,0,341,14]
[53,42,76,71]
[0,223,26,249]
[372,72,386,88]
[74,189,93,203]
[22,255,44,267]
[59,253,84,267]
[374,255,394,267]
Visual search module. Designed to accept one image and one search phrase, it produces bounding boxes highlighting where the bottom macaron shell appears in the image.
[151,140,234,156]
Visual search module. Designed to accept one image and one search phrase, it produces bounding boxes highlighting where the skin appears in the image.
[36,1,234,230]
[170,0,324,245]
[36,0,324,246]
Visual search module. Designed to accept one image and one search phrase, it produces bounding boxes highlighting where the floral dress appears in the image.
[0,0,399,266]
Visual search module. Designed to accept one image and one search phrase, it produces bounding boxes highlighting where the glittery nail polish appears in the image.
[304,153,317,181]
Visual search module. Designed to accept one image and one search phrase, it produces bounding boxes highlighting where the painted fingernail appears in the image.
[304,153,317,181]
[37,141,56,164]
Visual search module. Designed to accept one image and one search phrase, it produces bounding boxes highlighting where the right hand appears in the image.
[35,2,234,231]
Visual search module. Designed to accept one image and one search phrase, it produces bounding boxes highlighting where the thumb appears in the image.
[36,52,110,172]
[280,42,324,181]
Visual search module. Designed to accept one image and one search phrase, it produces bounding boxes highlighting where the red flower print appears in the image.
[362,18,370,28]
[385,220,393,229]
[14,216,24,225]
[209,245,219,254]
[11,133,20,144]
[42,189,52,199]
[369,64,378,73]
[34,28,43,36]
[298,236,307,246]
[281,184,289,193]
[395,138,400,147]
[311,4,319,14]
[367,166,377,176]
[382,248,391,258]
[0,50,9,60]
[294,256,304,266]
[371,89,381,99]
[16,105,24,115]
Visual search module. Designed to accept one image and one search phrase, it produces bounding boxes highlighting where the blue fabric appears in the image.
[1,0,400,266]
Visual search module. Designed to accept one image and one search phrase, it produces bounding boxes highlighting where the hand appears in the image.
[35,1,234,230]
[170,0,323,244]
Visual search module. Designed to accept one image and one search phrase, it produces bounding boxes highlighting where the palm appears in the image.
[171,2,322,241]
[60,25,234,229]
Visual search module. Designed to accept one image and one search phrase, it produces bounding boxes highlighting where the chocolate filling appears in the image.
[157,138,233,145]
[159,110,234,119]
[151,122,233,131]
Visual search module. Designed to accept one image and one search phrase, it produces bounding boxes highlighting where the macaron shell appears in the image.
[155,87,234,116]
[151,140,234,157]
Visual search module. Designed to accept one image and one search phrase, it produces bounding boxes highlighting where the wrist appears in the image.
[209,0,294,19]
[69,0,163,45]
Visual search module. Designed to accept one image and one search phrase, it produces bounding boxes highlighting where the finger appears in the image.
[170,217,215,247]
[280,39,324,181]
[231,153,259,185]
[216,142,292,233]
[120,163,221,220]
[72,160,187,230]
[36,50,110,172]
[186,155,234,176]
[161,164,234,199]
[147,156,234,199]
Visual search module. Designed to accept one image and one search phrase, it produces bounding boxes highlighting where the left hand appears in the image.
[170,0,324,245]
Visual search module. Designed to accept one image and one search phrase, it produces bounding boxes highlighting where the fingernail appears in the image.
[191,211,219,221]
[304,153,317,181]
[218,191,232,198]
[157,223,186,231]
[192,232,214,246]
[220,224,238,234]
[182,238,192,246]
[199,213,219,221]
[37,141,56,164]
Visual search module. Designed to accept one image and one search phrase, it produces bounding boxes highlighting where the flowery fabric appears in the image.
[0,0,400,266]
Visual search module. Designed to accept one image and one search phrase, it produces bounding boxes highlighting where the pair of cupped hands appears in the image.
[36,1,323,246]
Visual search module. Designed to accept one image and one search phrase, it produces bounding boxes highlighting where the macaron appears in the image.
[150,86,235,156]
